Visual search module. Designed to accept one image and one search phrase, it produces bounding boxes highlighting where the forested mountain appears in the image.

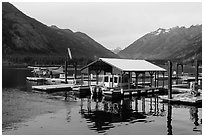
[2,2,118,65]
[118,25,202,63]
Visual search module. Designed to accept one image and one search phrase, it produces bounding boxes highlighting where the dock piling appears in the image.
[168,61,172,99]
[154,72,157,88]
[156,72,159,87]
[65,61,68,84]
[74,63,77,79]
[167,102,172,135]
[195,59,199,84]
[143,72,146,88]
[149,72,154,88]
[135,99,138,112]
[162,72,165,88]
[135,72,139,89]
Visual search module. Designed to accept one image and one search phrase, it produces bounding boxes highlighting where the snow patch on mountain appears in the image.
[151,28,171,35]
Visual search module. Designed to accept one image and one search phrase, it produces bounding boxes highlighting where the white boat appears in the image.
[27,66,78,85]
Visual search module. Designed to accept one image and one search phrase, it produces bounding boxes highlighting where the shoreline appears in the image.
[2,88,70,132]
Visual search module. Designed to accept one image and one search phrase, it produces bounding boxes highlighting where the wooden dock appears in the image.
[103,87,167,98]
[172,84,189,88]
[159,93,202,106]
[180,76,202,82]
[172,87,192,93]
[32,84,74,93]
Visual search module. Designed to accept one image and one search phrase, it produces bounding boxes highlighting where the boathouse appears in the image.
[81,58,166,89]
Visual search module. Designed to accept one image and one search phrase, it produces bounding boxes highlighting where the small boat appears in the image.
[27,66,78,85]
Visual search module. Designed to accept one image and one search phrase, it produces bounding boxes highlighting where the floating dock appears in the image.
[103,87,167,98]
[159,93,202,106]
[172,84,189,88]
[32,84,74,93]
[180,76,202,81]
[172,87,192,93]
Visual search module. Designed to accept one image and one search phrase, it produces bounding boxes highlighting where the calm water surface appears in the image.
[2,68,202,135]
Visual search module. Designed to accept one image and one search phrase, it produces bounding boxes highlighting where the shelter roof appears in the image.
[81,58,166,72]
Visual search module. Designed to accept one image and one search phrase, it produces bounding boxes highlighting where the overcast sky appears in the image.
[12,2,202,50]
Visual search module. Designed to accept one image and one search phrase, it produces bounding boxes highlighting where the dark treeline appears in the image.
[148,59,202,66]
[3,54,94,67]
[3,54,202,68]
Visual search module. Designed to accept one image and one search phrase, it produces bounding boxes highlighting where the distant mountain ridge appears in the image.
[2,2,118,62]
[118,25,202,63]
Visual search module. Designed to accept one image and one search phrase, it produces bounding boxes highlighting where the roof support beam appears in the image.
[157,71,159,87]
[162,71,165,88]
[149,71,154,88]
[142,72,146,88]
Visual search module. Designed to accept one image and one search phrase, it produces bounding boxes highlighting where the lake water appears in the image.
[2,68,202,135]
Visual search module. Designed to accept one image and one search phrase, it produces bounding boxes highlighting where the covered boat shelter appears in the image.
[81,58,166,89]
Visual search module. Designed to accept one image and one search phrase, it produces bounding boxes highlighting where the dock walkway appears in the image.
[103,87,167,97]
[159,93,202,106]
[32,84,74,93]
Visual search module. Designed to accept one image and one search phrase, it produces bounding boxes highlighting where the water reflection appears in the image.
[167,102,172,135]
[189,106,202,132]
[3,68,202,135]
[75,94,202,134]
[166,101,202,135]
[2,68,32,88]
[78,95,165,133]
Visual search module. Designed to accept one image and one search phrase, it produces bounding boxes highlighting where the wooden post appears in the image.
[120,72,123,88]
[81,73,84,86]
[88,68,90,86]
[128,72,131,89]
[195,60,199,84]
[154,72,157,88]
[168,61,172,99]
[156,96,159,114]
[162,72,165,88]
[112,73,114,88]
[181,64,184,76]
[96,71,99,85]
[143,72,145,88]
[135,72,139,89]
[74,63,77,79]
[135,98,138,112]
[65,61,68,84]
[149,72,154,88]
[150,97,153,112]
[150,72,153,87]
[176,63,178,78]
[167,102,172,135]
[130,72,132,88]
[142,97,145,113]
[157,72,159,87]
[154,96,157,113]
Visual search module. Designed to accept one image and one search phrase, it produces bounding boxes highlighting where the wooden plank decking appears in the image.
[159,93,202,106]
[103,87,167,97]
[32,84,74,92]
[172,87,192,93]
